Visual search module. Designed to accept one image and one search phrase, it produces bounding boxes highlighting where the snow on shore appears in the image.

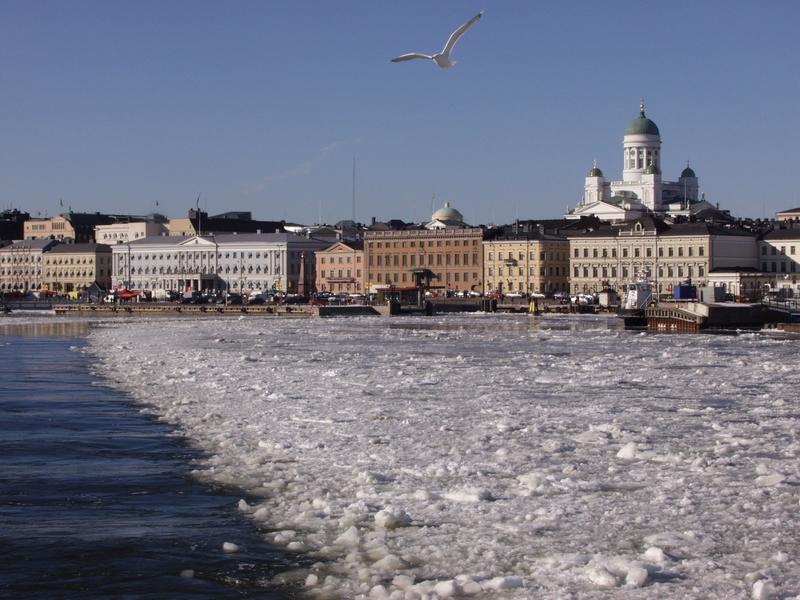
[88,315,800,599]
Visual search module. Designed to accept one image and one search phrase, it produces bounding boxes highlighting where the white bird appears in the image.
[391,11,484,69]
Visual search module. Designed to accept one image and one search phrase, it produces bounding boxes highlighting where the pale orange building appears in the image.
[364,227,484,293]
[315,241,364,294]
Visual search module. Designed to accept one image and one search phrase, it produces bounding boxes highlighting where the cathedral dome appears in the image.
[625,101,660,136]
[680,165,696,178]
[431,201,463,223]
[587,164,604,177]
[625,114,660,136]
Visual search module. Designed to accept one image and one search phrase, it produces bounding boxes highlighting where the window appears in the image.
[678,247,684,257]
[574,248,579,258]
[761,246,767,255]
[634,248,640,258]
[622,248,628,258]
[699,247,705,256]
[646,248,652,258]
[668,247,674,257]
[592,248,598,258]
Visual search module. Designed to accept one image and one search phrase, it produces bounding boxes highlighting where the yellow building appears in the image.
[483,235,569,295]
[43,243,112,293]
[0,239,58,292]
[567,217,758,295]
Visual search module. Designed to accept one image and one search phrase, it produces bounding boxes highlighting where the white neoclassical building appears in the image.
[110,233,329,295]
[568,101,709,221]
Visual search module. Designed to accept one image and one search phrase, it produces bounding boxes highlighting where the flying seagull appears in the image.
[391,11,484,69]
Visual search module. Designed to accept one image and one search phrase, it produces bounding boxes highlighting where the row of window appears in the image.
[487,266,564,277]
[320,269,362,279]
[369,253,479,267]
[119,264,284,276]
[762,261,798,273]
[127,251,285,261]
[573,265,707,279]
[0,256,42,263]
[369,239,479,249]
[373,271,479,284]
[44,258,105,265]
[761,245,797,256]
[0,269,41,276]
[319,255,361,264]
[43,270,107,278]
[574,245,705,259]
[486,251,566,262]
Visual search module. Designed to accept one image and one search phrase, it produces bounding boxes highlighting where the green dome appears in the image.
[643,163,661,175]
[680,166,696,178]
[587,166,604,177]
[625,113,660,136]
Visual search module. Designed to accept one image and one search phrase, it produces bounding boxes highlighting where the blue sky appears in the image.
[1,1,798,225]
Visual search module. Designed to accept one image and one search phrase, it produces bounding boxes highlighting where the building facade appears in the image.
[567,217,758,295]
[315,241,364,294]
[364,227,484,293]
[776,207,800,222]
[759,225,800,277]
[110,233,329,294]
[483,235,569,295]
[24,213,116,243]
[95,221,169,244]
[43,243,112,293]
[0,239,58,292]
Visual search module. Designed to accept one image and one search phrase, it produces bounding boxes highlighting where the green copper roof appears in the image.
[587,166,604,177]
[680,166,696,178]
[625,110,660,136]
[644,163,661,175]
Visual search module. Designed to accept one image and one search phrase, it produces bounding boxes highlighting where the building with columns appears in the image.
[110,233,329,295]
[568,101,708,221]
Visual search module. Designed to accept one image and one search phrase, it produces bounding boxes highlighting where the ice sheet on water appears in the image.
[87,315,800,599]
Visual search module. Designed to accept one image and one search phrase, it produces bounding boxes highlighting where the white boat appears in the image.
[618,276,655,328]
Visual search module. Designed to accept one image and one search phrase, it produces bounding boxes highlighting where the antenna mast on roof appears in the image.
[196,194,202,235]
[352,156,356,222]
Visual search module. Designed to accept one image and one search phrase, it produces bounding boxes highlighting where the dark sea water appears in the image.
[0,320,295,599]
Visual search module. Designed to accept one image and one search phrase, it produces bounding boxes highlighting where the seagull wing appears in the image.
[441,10,483,56]
[391,52,434,63]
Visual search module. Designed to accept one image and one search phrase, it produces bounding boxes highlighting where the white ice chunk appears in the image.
[222,542,239,553]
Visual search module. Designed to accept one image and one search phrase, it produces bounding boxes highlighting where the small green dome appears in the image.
[644,163,661,175]
[587,166,603,177]
[680,166,696,178]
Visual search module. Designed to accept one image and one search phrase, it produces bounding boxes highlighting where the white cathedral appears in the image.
[566,101,713,222]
